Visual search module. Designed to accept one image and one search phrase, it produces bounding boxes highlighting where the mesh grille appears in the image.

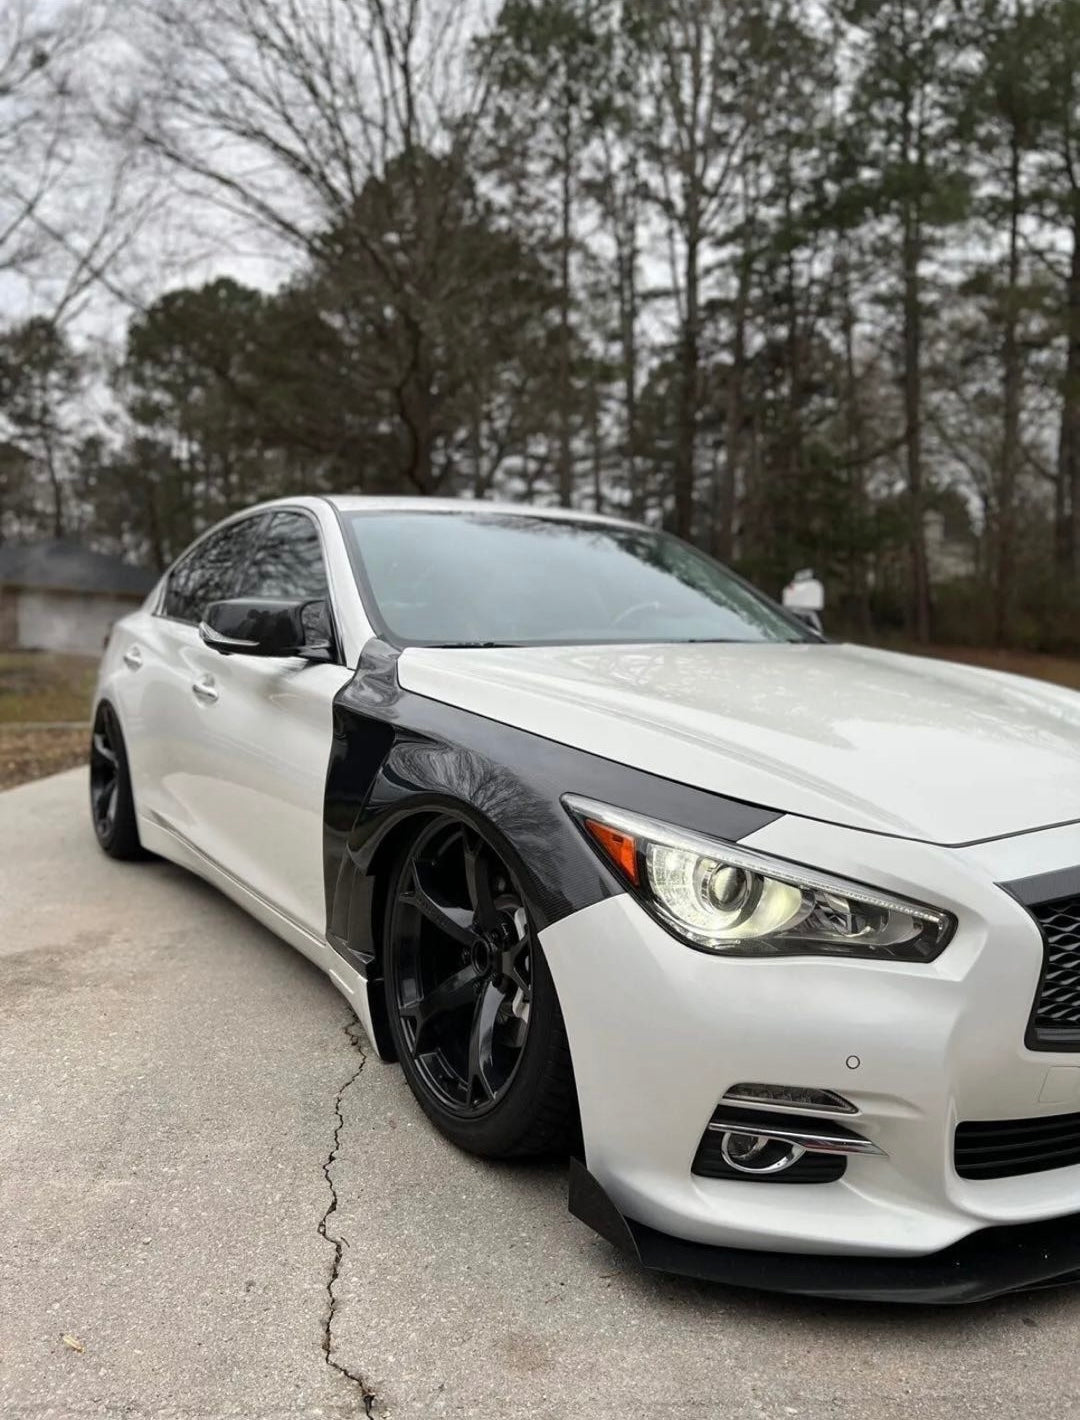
[955,1111,1080,1180]
[1028,895,1080,1049]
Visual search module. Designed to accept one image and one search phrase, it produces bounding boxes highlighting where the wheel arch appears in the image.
[327,786,577,1063]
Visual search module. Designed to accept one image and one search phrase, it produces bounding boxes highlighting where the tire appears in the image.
[89,702,150,861]
[382,814,578,1159]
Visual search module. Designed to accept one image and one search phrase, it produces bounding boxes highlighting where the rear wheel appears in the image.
[90,703,149,861]
[383,815,577,1158]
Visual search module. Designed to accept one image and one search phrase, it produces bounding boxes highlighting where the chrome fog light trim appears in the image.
[719,1131,807,1175]
[706,1116,885,1158]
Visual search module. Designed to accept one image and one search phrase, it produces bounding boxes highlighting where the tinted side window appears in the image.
[163,518,262,624]
[235,512,329,601]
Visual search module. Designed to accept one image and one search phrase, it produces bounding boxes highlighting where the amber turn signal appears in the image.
[584,818,640,885]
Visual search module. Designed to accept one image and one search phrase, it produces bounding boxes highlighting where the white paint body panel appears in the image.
[103,607,352,940]
[95,496,378,1034]
[541,813,1080,1256]
[398,641,1080,844]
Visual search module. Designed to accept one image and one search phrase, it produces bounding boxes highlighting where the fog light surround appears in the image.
[719,1131,807,1175]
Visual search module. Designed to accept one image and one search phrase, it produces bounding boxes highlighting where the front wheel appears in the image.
[383,815,577,1158]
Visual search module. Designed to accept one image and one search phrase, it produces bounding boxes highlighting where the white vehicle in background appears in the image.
[90,496,1080,1302]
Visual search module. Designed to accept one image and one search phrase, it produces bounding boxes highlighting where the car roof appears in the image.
[323,495,642,531]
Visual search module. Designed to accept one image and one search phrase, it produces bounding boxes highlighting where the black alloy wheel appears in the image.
[384,815,576,1157]
[89,703,147,860]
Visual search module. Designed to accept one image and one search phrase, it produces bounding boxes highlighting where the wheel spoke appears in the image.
[500,907,531,994]
[467,981,505,1104]
[408,865,479,948]
[92,732,117,767]
[504,946,530,995]
[91,777,115,823]
[463,833,500,934]
[403,965,483,1052]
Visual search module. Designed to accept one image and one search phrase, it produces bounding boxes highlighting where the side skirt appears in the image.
[138,813,384,1055]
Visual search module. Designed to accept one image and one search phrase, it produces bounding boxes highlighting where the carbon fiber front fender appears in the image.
[322,640,780,1045]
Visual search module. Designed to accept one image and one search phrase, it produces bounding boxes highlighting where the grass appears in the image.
[0,651,98,789]
[0,726,90,791]
[0,651,98,725]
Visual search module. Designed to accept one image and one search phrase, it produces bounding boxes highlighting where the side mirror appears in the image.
[199,598,333,661]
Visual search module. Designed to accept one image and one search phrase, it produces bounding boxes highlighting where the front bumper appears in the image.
[568,1159,1080,1303]
[539,811,1080,1295]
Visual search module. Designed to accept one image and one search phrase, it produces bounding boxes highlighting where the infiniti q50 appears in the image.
[90,496,1080,1302]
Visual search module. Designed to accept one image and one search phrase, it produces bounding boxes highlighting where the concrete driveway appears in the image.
[3,769,1080,1419]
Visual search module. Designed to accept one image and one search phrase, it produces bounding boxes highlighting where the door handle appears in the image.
[191,676,219,704]
[123,646,143,670]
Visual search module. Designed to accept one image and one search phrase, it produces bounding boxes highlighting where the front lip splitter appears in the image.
[568,1159,1080,1304]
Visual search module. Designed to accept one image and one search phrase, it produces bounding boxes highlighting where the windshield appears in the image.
[342,511,810,648]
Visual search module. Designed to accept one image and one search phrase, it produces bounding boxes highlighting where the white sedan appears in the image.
[90,496,1080,1302]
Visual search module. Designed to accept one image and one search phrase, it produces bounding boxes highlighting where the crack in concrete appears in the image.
[319,1018,378,1416]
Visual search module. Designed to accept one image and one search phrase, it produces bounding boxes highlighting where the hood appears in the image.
[396,641,1080,845]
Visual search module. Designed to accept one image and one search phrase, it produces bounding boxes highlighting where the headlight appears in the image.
[563,796,954,962]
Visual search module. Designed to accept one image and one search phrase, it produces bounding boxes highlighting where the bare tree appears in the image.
[0,0,158,326]
[635,0,789,541]
[122,0,500,490]
[0,0,85,282]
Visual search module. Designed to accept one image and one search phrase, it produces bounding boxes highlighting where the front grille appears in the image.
[1027,894,1080,1049]
[955,1110,1080,1180]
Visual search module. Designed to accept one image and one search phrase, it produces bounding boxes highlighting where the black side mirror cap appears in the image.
[200,598,333,661]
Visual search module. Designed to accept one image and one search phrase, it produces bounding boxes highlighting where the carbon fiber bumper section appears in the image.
[568,1159,1080,1304]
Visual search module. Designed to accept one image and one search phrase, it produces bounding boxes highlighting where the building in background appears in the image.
[0,541,156,654]
[923,509,978,584]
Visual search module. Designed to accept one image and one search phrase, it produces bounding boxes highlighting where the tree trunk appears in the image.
[674,222,699,540]
[616,182,642,521]
[470,404,485,499]
[557,102,574,509]
[902,201,931,642]
[783,193,805,575]
[996,129,1022,645]
[591,384,603,514]
[44,436,64,539]
[401,381,435,494]
[399,312,436,495]
[718,250,750,562]
[841,249,872,636]
[1058,206,1080,575]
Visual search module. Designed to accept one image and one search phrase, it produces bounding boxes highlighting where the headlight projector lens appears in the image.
[565,796,955,962]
